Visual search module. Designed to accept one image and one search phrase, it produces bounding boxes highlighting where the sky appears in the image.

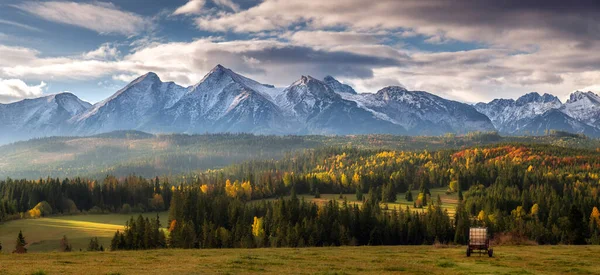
[0,0,599,104]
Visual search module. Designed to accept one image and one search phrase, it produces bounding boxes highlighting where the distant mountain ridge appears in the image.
[1,64,599,144]
[475,91,600,136]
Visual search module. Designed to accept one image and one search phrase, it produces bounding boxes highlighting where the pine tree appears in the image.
[355,187,363,201]
[88,237,102,251]
[111,231,122,251]
[13,230,27,254]
[405,189,413,202]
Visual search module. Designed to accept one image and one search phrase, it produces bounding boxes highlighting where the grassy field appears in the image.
[0,245,598,274]
[0,212,168,253]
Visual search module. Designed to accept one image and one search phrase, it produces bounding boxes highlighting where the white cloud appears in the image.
[112,74,138,83]
[173,0,206,15]
[0,19,42,32]
[0,79,46,103]
[16,1,149,36]
[213,0,240,12]
[83,44,120,60]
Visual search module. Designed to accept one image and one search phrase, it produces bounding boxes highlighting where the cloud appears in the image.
[83,44,120,60]
[213,0,240,12]
[0,79,46,103]
[173,0,206,15]
[0,38,398,87]
[210,1,596,39]
[285,31,384,48]
[0,19,42,32]
[16,1,149,36]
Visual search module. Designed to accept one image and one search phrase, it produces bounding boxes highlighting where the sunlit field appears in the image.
[0,213,168,253]
[0,245,599,274]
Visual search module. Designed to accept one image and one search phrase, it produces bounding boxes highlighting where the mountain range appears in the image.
[1,64,599,144]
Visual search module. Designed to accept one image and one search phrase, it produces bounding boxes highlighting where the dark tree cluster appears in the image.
[0,175,170,222]
[110,214,166,250]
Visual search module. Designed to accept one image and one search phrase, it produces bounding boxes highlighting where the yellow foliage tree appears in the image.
[530,203,539,217]
[591,207,600,227]
[340,173,349,187]
[478,210,486,222]
[512,206,526,220]
[251,216,264,238]
[352,173,360,186]
[200,184,209,194]
[241,181,253,200]
[449,180,458,192]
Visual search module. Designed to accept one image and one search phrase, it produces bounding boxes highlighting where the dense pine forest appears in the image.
[2,141,600,249]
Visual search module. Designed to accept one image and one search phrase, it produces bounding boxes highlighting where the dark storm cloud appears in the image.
[197,44,406,81]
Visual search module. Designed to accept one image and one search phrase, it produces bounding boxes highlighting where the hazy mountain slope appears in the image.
[0,93,91,143]
[158,65,292,134]
[4,65,600,142]
[277,76,405,134]
[343,86,495,135]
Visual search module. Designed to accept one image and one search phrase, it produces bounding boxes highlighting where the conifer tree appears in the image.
[13,230,27,254]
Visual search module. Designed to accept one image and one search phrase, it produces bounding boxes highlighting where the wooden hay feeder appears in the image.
[467,227,493,257]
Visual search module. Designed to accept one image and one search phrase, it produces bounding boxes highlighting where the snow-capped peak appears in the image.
[191,64,281,100]
[323,75,357,94]
[515,92,561,106]
[567,91,600,104]
[52,92,92,115]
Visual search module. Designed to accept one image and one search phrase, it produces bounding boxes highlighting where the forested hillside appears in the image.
[0,130,598,179]
[2,142,600,249]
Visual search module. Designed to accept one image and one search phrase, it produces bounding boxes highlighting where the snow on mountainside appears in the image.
[0,93,91,143]
[72,72,187,135]
[277,75,404,134]
[335,85,494,135]
[323,76,357,94]
[475,92,563,133]
[3,65,600,144]
[561,91,600,127]
[475,91,600,136]
[158,65,291,134]
[518,109,600,137]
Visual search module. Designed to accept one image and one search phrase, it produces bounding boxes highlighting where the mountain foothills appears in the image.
[1,64,600,144]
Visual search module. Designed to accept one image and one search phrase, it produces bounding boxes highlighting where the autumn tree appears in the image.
[252,216,265,247]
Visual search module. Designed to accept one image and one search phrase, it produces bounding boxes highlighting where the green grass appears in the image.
[0,212,168,253]
[0,246,598,274]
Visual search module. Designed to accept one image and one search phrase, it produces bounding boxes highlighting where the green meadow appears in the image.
[0,213,168,253]
[0,245,598,274]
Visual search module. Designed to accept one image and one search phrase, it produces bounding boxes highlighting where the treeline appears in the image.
[162,189,456,248]
[0,175,170,222]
